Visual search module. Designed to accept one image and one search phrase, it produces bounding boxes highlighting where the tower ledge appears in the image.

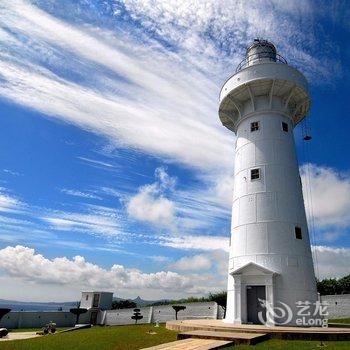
[219,59,310,133]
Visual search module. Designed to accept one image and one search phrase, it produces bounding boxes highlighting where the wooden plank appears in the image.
[141,338,233,350]
[166,319,350,341]
[178,330,268,345]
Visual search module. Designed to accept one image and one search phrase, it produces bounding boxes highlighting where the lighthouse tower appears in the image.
[219,39,317,326]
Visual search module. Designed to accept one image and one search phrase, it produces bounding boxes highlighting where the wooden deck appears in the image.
[167,319,350,341]
[140,338,233,350]
[178,330,268,345]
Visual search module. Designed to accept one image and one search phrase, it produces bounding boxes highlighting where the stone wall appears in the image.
[322,294,350,319]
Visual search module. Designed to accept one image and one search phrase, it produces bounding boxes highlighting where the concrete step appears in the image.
[140,338,233,350]
[178,330,269,345]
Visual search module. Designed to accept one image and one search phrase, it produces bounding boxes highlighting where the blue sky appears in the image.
[0,0,349,302]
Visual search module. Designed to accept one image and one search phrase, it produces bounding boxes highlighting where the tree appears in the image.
[316,275,350,295]
[208,291,227,318]
[338,275,350,294]
[69,302,87,324]
[172,305,186,320]
[317,278,341,295]
[131,308,143,324]
[112,299,137,310]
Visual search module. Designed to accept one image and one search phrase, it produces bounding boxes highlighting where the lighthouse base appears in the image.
[225,262,318,327]
[166,320,350,341]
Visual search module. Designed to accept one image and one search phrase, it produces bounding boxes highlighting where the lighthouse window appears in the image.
[282,122,289,132]
[295,226,302,240]
[250,168,260,180]
[250,121,260,132]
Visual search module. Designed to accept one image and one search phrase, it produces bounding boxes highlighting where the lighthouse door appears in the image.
[247,286,266,324]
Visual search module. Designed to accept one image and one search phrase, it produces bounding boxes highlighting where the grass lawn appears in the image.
[0,324,349,349]
[0,324,177,350]
[329,318,350,324]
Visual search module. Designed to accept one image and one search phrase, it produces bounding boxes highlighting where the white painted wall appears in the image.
[220,62,318,325]
[103,302,219,326]
[80,292,113,310]
[0,311,91,329]
[322,294,350,319]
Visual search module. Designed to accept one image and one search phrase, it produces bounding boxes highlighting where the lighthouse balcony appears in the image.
[219,62,310,133]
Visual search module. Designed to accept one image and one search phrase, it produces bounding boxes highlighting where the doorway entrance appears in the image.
[90,311,98,325]
[247,286,266,324]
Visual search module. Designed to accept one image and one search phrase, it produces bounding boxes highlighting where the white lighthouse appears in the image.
[219,39,317,326]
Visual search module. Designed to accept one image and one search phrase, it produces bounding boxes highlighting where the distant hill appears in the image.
[131,296,170,307]
[112,296,170,307]
[0,296,169,311]
[0,299,77,312]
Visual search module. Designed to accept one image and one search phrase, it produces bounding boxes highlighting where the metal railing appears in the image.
[236,52,287,72]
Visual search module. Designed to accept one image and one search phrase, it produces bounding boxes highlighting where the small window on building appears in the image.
[250,168,260,180]
[86,295,89,301]
[295,226,302,240]
[250,121,260,132]
[282,122,289,132]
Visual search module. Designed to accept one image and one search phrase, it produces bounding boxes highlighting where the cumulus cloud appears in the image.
[127,167,176,227]
[313,245,350,279]
[301,164,350,229]
[170,250,229,276]
[0,245,193,291]
[0,245,226,297]
[170,254,212,271]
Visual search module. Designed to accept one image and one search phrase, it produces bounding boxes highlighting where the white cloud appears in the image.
[301,164,350,229]
[170,254,212,271]
[42,205,124,237]
[0,245,226,299]
[320,231,345,243]
[0,245,192,291]
[127,167,176,227]
[313,245,350,279]
[0,0,338,180]
[60,189,102,200]
[117,0,338,80]
[0,188,23,213]
[162,234,229,252]
[76,157,116,169]
[0,0,233,172]
[3,168,21,176]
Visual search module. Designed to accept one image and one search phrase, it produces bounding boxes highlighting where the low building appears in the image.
[80,291,113,311]
[79,291,113,325]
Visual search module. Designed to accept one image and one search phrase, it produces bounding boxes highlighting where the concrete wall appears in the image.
[323,294,350,319]
[151,302,218,323]
[80,292,113,310]
[0,301,223,328]
[0,311,91,329]
[103,302,218,326]
[104,307,152,326]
